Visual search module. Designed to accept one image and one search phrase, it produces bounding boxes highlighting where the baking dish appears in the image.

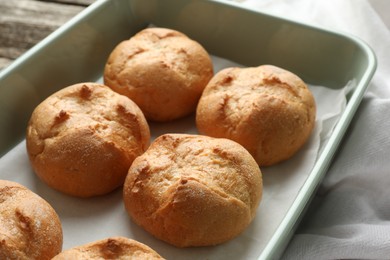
[0,0,376,259]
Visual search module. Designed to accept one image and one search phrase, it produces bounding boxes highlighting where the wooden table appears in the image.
[0,0,95,70]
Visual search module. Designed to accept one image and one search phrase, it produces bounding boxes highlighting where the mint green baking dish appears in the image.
[0,0,376,259]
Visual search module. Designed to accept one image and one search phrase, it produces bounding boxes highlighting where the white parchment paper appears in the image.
[0,56,349,259]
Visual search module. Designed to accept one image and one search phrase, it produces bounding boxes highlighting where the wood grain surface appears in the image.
[0,0,95,70]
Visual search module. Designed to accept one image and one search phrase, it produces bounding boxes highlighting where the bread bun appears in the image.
[123,134,262,247]
[26,83,150,197]
[104,27,213,122]
[0,180,63,259]
[196,65,316,166]
[52,237,164,259]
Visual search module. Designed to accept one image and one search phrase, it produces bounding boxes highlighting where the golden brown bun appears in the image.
[0,180,63,260]
[104,27,213,122]
[123,134,262,247]
[196,65,316,166]
[26,83,150,197]
[52,236,164,259]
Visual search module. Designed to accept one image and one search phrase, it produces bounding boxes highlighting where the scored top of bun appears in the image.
[0,180,63,260]
[123,134,262,247]
[104,27,213,122]
[26,83,150,197]
[196,65,316,166]
[52,237,164,259]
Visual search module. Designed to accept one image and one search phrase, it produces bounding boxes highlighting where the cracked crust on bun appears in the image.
[0,180,63,260]
[123,134,262,247]
[196,65,316,166]
[52,237,164,259]
[26,83,150,197]
[104,27,213,122]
